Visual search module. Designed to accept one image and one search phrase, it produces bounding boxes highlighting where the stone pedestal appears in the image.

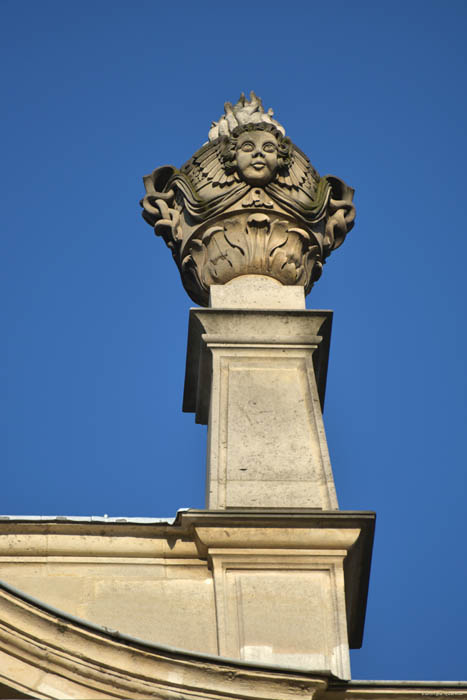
[183,277,337,510]
[182,276,374,681]
[182,509,375,680]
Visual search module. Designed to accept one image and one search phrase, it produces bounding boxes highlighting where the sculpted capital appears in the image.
[140,92,355,305]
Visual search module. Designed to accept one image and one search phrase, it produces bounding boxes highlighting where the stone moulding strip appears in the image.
[326,680,467,699]
[0,517,198,558]
[201,333,323,345]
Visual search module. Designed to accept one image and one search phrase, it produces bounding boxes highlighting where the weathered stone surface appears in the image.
[141,92,355,305]
[183,307,335,509]
[188,516,362,679]
[210,275,306,310]
[0,580,330,698]
[0,520,217,656]
[0,511,375,694]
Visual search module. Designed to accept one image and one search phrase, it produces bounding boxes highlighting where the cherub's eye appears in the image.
[240,141,255,152]
[263,142,277,153]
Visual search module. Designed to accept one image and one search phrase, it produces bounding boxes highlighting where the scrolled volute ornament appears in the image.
[140,92,355,305]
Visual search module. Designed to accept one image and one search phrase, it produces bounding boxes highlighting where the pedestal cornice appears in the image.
[178,509,376,653]
[183,308,333,422]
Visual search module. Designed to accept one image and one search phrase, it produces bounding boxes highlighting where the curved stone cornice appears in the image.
[1,581,466,699]
[0,580,329,699]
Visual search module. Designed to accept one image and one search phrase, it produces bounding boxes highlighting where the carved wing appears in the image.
[276,145,319,193]
[181,141,238,190]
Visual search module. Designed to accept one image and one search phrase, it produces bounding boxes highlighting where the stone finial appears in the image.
[140,92,355,306]
[207,91,286,141]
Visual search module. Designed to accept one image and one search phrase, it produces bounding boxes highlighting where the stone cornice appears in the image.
[0,518,198,558]
[326,681,467,699]
[0,581,465,699]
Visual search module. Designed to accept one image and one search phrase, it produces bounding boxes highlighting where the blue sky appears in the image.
[1,0,467,683]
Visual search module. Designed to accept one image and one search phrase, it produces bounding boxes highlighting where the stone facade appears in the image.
[0,511,374,686]
[0,517,465,697]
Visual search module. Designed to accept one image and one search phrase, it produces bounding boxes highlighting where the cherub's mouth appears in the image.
[252,162,265,169]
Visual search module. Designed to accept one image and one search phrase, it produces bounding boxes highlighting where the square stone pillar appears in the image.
[183,277,337,510]
[181,278,375,681]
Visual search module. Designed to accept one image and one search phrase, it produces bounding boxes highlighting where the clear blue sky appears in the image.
[1,0,466,683]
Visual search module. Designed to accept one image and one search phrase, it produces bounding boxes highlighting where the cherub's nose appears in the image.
[252,146,265,158]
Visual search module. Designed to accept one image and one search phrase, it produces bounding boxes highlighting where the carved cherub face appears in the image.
[235,130,279,186]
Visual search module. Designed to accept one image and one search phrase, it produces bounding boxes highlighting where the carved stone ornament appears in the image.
[140,92,355,306]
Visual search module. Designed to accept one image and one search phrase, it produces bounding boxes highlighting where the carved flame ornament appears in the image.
[140,92,355,305]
